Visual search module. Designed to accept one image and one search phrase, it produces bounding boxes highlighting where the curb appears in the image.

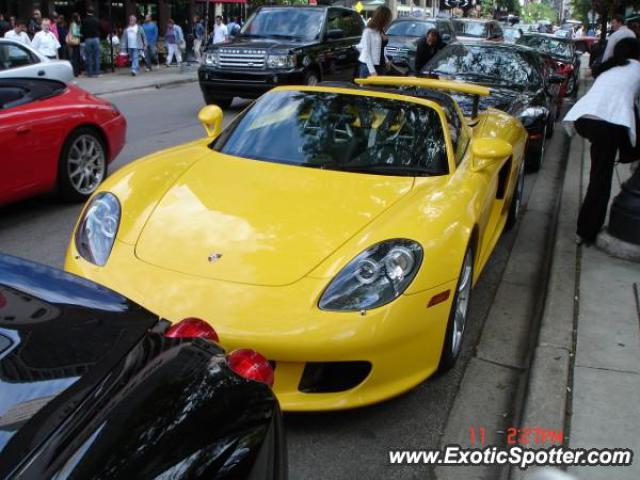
[507,129,583,478]
[84,76,197,96]
[435,121,572,479]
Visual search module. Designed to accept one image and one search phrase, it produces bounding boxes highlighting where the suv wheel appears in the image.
[304,70,319,86]
[203,91,233,109]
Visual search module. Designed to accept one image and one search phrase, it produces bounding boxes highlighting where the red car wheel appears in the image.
[58,127,107,202]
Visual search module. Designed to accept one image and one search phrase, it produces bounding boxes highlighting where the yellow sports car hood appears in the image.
[134,152,414,286]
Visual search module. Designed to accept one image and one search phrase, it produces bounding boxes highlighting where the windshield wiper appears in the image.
[269,33,299,40]
[321,163,439,176]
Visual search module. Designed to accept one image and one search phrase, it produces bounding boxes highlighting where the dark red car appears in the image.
[0,78,126,205]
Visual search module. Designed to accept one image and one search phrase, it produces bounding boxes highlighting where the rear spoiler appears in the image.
[355,76,492,119]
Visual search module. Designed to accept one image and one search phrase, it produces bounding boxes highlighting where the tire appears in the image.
[438,246,474,373]
[546,115,555,139]
[58,127,107,202]
[525,126,546,172]
[303,70,320,86]
[565,74,577,97]
[506,163,525,230]
[203,91,232,109]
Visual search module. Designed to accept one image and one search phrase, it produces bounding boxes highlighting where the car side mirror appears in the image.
[471,138,512,171]
[198,105,224,138]
[326,29,346,40]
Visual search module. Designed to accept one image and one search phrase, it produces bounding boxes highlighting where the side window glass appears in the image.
[444,105,468,165]
[347,12,364,37]
[326,9,340,33]
[5,45,33,69]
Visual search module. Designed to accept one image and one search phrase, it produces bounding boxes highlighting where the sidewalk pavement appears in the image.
[514,110,640,479]
[74,64,198,96]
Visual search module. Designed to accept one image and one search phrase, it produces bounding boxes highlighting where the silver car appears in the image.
[0,39,74,83]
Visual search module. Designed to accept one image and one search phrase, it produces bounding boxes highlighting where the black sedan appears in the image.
[516,33,580,96]
[422,41,563,171]
[0,254,286,479]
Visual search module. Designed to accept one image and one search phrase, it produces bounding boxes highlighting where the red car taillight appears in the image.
[227,349,275,387]
[164,317,219,343]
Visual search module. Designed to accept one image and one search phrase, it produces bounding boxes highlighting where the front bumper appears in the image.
[198,66,307,99]
[65,239,457,411]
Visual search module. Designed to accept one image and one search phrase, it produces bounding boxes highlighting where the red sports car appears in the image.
[0,78,126,205]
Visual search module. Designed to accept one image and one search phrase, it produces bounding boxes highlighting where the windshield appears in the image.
[517,36,573,59]
[240,8,325,41]
[504,28,521,42]
[387,21,436,37]
[213,90,448,176]
[453,21,486,37]
[425,44,542,90]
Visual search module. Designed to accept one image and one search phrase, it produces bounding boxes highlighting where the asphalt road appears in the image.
[0,82,540,480]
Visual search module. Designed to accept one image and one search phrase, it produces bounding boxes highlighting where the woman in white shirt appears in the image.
[357,6,392,78]
[564,37,640,244]
[31,18,60,59]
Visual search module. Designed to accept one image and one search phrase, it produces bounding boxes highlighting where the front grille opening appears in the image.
[298,361,372,393]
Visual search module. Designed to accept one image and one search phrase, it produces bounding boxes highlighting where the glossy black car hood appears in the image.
[386,35,421,50]
[214,36,317,52]
[0,254,158,476]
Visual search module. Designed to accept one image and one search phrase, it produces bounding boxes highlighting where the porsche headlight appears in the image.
[319,239,423,311]
[267,54,296,69]
[75,192,121,266]
[519,107,548,127]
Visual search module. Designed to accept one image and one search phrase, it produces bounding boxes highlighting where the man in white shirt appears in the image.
[211,16,228,45]
[4,21,31,46]
[31,18,60,59]
[602,14,637,62]
[121,15,147,76]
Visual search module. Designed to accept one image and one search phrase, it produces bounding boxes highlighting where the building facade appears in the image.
[0,1,246,33]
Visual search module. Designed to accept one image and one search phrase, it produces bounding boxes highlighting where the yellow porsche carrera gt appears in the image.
[65,77,527,411]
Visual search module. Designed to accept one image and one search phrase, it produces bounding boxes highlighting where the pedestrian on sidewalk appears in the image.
[564,38,640,245]
[142,14,158,70]
[227,16,241,38]
[27,9,41,39]
[49,12,60,42]
[0,13,10,37]
[209,16,228,45]
[357,5,392,78]
[165,18,184,67]
[32,19,61,60]
[121,15,147,76]
[192,15,205,63]
[82,7,102,77]
[56,14,68,59]
[67,13,82,76]
[4,20,31,46]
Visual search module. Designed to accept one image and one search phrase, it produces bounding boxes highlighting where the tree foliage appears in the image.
[572,0,640,23]
[522,1,558,23]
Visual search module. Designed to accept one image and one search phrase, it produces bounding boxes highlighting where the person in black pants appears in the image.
[564,38,640,244]
[415,28,445,73]
[574,119,634,242]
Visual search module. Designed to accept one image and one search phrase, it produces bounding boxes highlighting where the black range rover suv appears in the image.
[198,5,365,108]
